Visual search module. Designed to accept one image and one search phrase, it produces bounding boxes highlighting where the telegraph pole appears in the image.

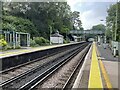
[115,1,118,41]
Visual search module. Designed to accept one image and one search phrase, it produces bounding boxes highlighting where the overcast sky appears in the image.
[67,0,116,30]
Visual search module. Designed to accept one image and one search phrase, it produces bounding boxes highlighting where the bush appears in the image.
[34,37,50,46]
[6,44,13,50]
[15,45,21,49]
[0,35,4,39]
[0,39,7,50]
[63,39,70,44]
[30,39,38,47]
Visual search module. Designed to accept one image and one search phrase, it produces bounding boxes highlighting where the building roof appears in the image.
[51,33,63,37]
[51,31,63,37]
[0,30,30,35]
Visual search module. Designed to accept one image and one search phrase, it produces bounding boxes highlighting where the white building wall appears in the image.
[59,37,63,44]
[50,37,63,44]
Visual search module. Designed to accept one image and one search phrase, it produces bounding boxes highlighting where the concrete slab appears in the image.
[0,42,79,58]
[97,43,119,89]
[102,60,119,88]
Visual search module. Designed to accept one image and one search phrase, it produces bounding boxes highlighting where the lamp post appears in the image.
[100,19,107,44]
[49,25,52,45]
[115,1,118,41]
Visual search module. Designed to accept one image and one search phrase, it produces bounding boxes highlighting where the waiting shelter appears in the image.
[50,31,63,44]
[0,30,30,48]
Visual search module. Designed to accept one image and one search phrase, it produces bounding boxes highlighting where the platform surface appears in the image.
[76,42,119,89]
[88,42,103,88]
[0,42,79,58]
[97,43,119,89]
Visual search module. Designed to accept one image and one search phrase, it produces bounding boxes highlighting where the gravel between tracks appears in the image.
[2,47,78,88]
[1,49,71,83]
[37,48,86,89]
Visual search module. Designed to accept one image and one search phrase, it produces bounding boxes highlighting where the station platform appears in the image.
[73,42,119,89]
[97,43,119,89]
[0,42,119,89]
[0,42,80,58]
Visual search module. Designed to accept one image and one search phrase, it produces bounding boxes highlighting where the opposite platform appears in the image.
[0,42,81,58]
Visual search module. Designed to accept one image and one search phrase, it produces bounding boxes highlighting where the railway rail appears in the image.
[1,44,78,84]
[32,43,91,89]
[62,45,89,89]
[0,42,91,89]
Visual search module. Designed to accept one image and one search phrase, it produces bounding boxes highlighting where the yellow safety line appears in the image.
[96,44,113,89]
[99,60,113,89]
[88,42,103,88]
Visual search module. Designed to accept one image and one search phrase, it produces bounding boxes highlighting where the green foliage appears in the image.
[63,39,70,44]
[0,39,7,47]
[6,44,13,50]
[0,34,13,50]
[72,11,82,30]
[30,39,38,47]
[92,24,105,31]
[34,37,50,46]
[60,25,69,34]
[15,45,21,49]
[106,2,120,41]
[2,2,80,39]
[80,27,84,30]
[117,2,120,42]
[0,34,4,39]
[2,15,38,38]
[0,35,7,49]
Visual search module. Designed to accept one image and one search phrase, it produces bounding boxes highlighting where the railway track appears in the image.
[20,43,90,90]
[1,42,90,89]
[1,45,75,84]
[31,43,91,89]
[62,45,89,89]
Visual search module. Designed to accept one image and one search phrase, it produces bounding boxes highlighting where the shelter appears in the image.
[50,31,63,44]
[72,35,82,42]
[0,30,30,48]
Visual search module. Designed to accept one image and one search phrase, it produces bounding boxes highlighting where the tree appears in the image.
[2,15,38,38]
[117,2,120,42]
[2,2,74,39]
[106,2,120,41]
[92,24,106,31]
[72,11,82,30]
[2,2,83,41]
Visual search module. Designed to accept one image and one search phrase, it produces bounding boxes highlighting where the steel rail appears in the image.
[1,42,85,71]
[62,44,91,89]
[1,46,78,87]
[0,47,68,84]
[1,43,89,89]
[0,45,70,74]
[19,43,90,90]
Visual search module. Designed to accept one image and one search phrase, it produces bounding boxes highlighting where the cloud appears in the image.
[67,1,115,29]
[81,10,106,29]
[67,0,117,3]
[67,0,81,11]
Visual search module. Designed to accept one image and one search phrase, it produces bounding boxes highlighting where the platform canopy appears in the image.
[0,30,30,48]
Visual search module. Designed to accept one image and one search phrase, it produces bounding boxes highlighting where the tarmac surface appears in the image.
[74,42,119,89]
[97,43,119,89]
[97,44,118,61]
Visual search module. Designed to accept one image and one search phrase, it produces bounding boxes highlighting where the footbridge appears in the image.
[70,30,105,35]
